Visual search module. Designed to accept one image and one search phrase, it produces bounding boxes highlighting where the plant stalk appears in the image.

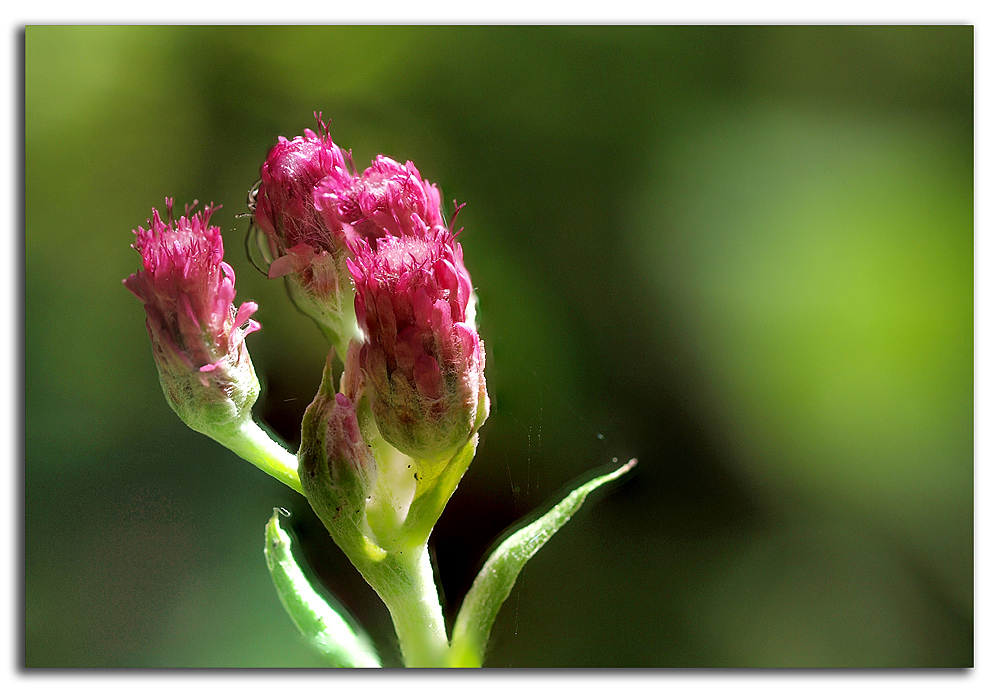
[219,417,304,495]
[361,543,449,668]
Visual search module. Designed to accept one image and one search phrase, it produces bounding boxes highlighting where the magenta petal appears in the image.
[235,301,257,322]
[353,291,367,328]
[233,302,259,336]
[216,263,237,309]
[433,257,458,292]
[432,299,453,356]
[453,322,478,362]
[375,290,398,344]
[177,293,202,343]
[413,288,434,330]
[122,272,150,303]
[395,325,422,372]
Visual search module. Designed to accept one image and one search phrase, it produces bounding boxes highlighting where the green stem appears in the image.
[385,546,449,667]
[218,417,304,495]
[348,543,449,667]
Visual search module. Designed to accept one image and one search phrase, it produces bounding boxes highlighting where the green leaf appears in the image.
[448,459,637,667]
[264,510,381,668]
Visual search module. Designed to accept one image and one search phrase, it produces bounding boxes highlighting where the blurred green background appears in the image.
[24,25,973,667]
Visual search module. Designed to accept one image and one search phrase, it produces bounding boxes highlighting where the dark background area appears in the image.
[25,25,972,667]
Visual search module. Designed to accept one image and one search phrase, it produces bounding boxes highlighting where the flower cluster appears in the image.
[125,116,633,670]
[126,117,489,554]
[251,118,489,547]
[251,118,471,362]
[124,199,260,436]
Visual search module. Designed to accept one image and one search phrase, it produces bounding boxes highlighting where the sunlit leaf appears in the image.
[449,460,636,667]
[264,510,381,668]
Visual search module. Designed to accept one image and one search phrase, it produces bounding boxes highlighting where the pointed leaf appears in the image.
[264,510,381,668]
[449,459,636,667]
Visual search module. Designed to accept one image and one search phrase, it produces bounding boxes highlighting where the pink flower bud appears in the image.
[124,199,261,434]
[252,118,359,351]
[347,227,488,463]
[255,124,348,257]
[315,155,445,249]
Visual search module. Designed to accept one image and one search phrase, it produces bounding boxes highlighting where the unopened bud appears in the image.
[299,351,378,543]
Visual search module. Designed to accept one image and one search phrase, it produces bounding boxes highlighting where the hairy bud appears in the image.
[253,119,359,351]
[348,227,488,464]
[299,351,381,555]
[124,199,260,437]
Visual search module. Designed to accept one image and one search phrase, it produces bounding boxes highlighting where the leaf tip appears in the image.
[606,458,637,482]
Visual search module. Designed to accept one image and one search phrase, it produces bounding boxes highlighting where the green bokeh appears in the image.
[25,25,972,667]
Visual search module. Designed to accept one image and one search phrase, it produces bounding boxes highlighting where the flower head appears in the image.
[348,227,487,463]
[315,155,445,249]
[255,124,349,258]
[252,118,360,352]
[124,199,260,435]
